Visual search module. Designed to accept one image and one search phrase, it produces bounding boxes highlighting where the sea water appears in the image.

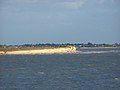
[0,48,120,90]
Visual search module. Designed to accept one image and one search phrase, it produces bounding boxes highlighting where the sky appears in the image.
[0,0,120,45]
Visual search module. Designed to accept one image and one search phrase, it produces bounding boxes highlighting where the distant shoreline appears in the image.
[0,46,120,55]
[79,47,120,49]
[0,46,78,55]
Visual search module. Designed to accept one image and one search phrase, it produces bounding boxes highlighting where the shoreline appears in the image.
[79,47,120,49]
[0,46,119,55]
[0,47,78,55]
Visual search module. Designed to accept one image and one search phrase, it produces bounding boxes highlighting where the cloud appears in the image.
[0,0,117,11]
[63,0,86,9]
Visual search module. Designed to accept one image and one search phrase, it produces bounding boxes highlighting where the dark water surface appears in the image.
[0,48,120,90]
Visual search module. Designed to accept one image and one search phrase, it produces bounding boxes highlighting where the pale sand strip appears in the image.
[0,47,78,55]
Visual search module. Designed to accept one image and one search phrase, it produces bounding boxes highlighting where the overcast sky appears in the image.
[0,0,120,44]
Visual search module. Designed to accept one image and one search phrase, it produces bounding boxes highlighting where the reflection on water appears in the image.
[0,48,120,90]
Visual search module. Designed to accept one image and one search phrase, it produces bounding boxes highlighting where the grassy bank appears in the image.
[0,46,72,53]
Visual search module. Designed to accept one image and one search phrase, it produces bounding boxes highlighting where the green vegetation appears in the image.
[0,46,56,52]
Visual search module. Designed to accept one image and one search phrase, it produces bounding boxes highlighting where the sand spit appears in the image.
[0,47,78,55]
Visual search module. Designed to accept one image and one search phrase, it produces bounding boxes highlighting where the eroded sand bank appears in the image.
[0,47,78,55]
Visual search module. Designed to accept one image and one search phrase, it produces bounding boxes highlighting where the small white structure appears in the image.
[70,46,77,51]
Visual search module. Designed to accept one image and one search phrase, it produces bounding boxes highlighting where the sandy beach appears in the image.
[0,47,78,55]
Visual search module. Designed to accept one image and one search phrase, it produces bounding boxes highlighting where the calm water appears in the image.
[0,48,120,90]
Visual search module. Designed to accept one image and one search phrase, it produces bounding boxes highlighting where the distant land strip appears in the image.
[0,46,78,55]
[0,43,120,55]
